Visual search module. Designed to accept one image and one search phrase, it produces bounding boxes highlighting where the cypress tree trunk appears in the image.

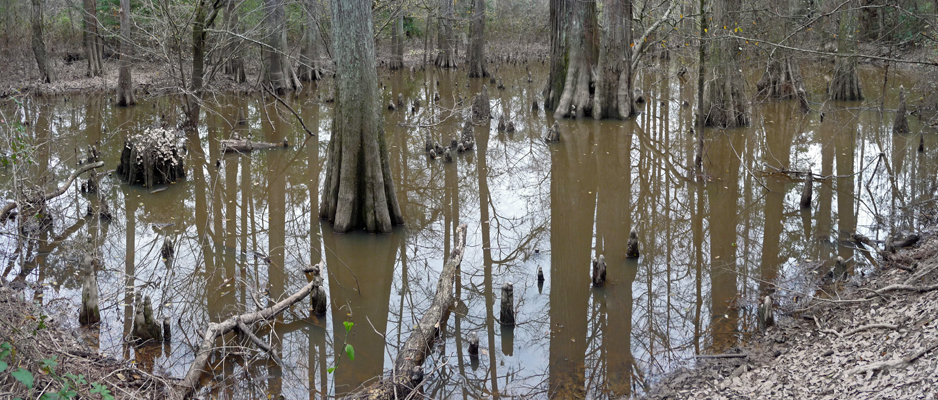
[755,0,807,105]
[188,0,221,126]
[224,0,246,83]
[435,0,456,68]
[299,0,324,81]
[30,0,54,83]
[554,0,597,119]
[829,0,863,101]
[265,0,286,93]
[390,12,404,70]
[702,0,749,127]
[83,0,103,77]
[116,0,135,106]
[593,0,633,119]
[544,0,567,111]
[320,0,404,234]
[467,0,488,78]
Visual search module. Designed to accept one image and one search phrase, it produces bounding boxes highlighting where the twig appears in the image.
[0,161,104,221]
[262,85,316,136]
[843,340,938,376]
[695,352,750,359]
[235,317,284,367]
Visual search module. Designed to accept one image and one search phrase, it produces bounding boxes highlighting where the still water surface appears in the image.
[0,62,933,398]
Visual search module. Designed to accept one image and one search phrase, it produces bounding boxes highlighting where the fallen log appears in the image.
[177,261,323,399]
[345,224,467,400]
[221,137,289,153]
[0,161,104,223]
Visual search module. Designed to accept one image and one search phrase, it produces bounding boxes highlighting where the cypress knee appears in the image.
[800,173,813,209]
[626,228,640,258]
[591,255,606,287]
[79,255,100,325]
[893,85,909,134]
[500,282,515,326]
[467,331,479,358]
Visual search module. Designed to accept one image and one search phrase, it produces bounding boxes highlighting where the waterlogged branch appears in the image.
[345,224,467,400]
[0,161,104,222]
[177,262,323,398]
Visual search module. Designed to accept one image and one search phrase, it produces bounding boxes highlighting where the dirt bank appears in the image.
[0,285,174,399]
[643,233,938,399]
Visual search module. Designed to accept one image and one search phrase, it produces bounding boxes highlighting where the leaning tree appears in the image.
[320,0,404,233]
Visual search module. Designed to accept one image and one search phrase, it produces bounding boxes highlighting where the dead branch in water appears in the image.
[262,84,316,136]
[344,224,467,400]
[0,161,105,222]
[177,261,322,398]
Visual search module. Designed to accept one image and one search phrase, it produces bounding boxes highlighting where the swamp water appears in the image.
[0,63,934,399]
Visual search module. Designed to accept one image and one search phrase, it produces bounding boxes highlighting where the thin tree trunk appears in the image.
[390,11,404,70]
[30,0,54,83]
[188,0,221,126]
[544,0,567,111]
[829,0,863,101]
[435,0,456,68]
[116,0,135,106]
[593,0,633,119]
[467,0,487,78]
[702,0,749,127]
[83,0,103,77]
[320,0,404,234]
[554,0,597,119]
[224,0,246,83]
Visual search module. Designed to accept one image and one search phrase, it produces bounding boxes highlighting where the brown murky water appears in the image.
[0,61,933,398]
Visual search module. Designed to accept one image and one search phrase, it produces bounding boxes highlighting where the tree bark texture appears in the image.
[320,0,404,234]
[554,0,598,119]
[593,0,633,119]
[544,0,567,111]
[389,12,404,70]
[298,0,324,81]
[116,0,136,106]
[31,0,54,83]
[435,0,457,68]
[224,0,246,83]
[702,0,750,127]
[264,0,300,92]
[83,0,103,77]
[829,0,863,101]
[189,0,222,125]
[467,0,488,78]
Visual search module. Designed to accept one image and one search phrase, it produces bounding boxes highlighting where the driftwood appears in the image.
[344,224,467,400]
[177,262,323,399]
[0,161,105,223]
[221,137,288,153]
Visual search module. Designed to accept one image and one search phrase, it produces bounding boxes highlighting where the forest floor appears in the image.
[0,40,549,99]
[642,232,938,399]
[0,285,175,399]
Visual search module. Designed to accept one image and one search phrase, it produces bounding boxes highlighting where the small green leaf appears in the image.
[12,367,34,389]
[343,321,354,333]
[0,360,7,372]
[345,344,355,361]
[327,367,336,374]
[91,383,114,400]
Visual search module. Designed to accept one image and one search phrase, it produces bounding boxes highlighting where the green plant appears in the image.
[0,342,115,400]
[327,320,355,374]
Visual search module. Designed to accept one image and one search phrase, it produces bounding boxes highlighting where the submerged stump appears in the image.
[305,264,328,316]
[467,331,479,358]
[757,295,774,331]
[544,121,561,143]
[471,86,491,124]
[117,127,185,188]
[79,255,100,326]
